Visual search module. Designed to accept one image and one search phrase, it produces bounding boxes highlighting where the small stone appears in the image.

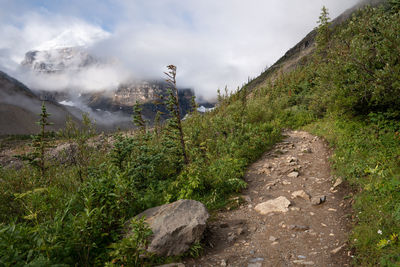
[255,196,291,215]
[292,190,311,200]
[290,207,301,211]
[328,208,337,212]
[266,181,277,187]
[156,264,185,267]
[242,195,252,203]
[263,163,272,168]
[301,147,312,153]
[289,225,310,231]
[227,233,237,242]
[293,260,314,265]
[282,180,292,185]
[220,223,229,228]
[329,233,335,236]
[269,236,278,242]
[332,178,343,188]
[248,263,262,267]
[331,244,346,254]
[250,250,255,255]
[287,156,298,163]
[272,241,279,245]
[307,231,317,236]
[249,258,264,263]
[321,223,327,227]
[311,195,326,205]
[288,171,299,178]
[237,227,245,235]
[221,259,227,266]
[298,255,306,259]
[310,212,315,216]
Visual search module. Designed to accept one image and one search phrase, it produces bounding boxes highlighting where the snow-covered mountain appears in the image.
[21,26,110,73]
[21,47,99,73]
[35,27,110,51]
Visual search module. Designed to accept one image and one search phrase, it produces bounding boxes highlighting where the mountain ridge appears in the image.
[244,0,387,94]
[0,70,81,135]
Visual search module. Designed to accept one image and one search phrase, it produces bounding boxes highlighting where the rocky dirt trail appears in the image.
[183,130,353,267]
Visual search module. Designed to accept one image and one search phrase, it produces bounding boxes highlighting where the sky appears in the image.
[0,0,359,100]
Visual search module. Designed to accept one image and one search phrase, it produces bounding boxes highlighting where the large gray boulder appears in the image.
[134,199,209,256]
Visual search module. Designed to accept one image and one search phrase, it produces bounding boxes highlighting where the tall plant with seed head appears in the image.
[164,65,189,165]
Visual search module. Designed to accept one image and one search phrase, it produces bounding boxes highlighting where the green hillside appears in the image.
[1,1,399,266]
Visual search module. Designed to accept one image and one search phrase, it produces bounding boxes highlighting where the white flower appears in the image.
[378,230,383,235]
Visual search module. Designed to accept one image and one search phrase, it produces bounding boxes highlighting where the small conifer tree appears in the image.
[132,100,146,133]
[24,102,53,180]
[217,88,223,104]
[154,110,162,137]
[316,6,331,54]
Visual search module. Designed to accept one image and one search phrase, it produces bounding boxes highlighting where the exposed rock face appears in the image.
[113,81,160,106]
[134,199,209,256]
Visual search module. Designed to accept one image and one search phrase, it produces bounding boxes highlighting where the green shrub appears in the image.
[106,217,153,266]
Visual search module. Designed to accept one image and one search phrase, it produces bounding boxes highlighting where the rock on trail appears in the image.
[133,199,209,256]
[255,196,291,215]
[184,130,352,267]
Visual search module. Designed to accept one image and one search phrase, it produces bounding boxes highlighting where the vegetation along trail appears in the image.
[184,130,352,267]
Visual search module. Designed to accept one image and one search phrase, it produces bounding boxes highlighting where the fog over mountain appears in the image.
[0,0,359,100]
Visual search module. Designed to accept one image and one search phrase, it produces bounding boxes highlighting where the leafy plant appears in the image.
[106,217,153,266]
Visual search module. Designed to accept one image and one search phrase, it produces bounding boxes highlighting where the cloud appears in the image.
[18,64,130,93]
[0,0,360,100]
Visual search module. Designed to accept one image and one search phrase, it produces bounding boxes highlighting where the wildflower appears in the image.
[378,230,383,235]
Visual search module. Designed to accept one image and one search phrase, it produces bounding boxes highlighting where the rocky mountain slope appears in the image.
[0,70,80,135]
[244,0,386,94]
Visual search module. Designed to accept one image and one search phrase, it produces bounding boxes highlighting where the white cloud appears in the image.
[0,0,360,100]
